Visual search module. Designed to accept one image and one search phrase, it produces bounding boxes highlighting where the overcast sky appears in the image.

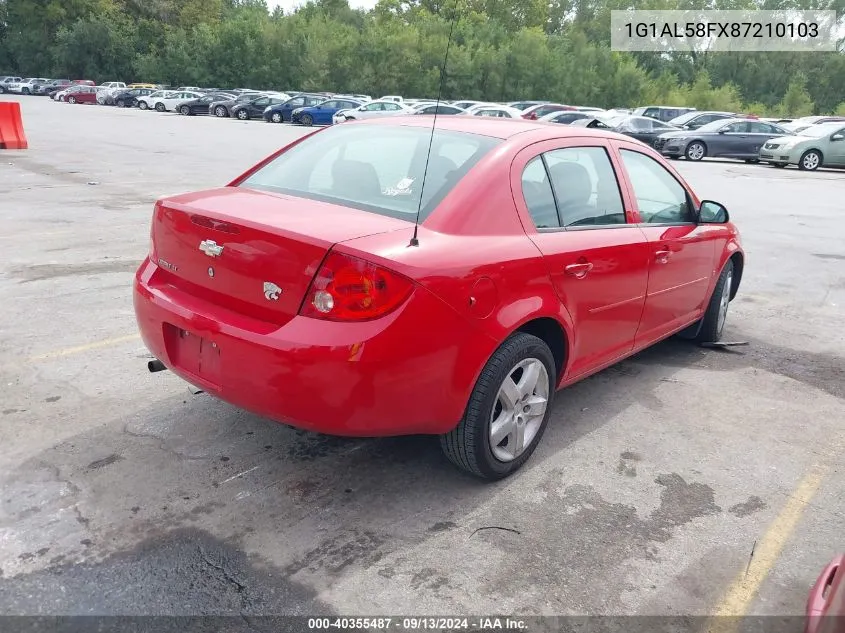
[267,0,378,13]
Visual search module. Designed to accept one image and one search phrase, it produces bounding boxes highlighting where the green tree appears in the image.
[776,74,815,117]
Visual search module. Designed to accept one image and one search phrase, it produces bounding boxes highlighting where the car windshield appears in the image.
[240,124,502,222]
[668,111,703,126]
[797,123,843,137]
[696,119,739,133]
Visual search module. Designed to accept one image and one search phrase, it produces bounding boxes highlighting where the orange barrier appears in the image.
[0,102,28,149]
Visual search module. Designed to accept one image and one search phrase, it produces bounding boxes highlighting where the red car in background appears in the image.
[522,103,578,120]
[806,554,845,633]
[66,86,98,104]
[134,116,743,479]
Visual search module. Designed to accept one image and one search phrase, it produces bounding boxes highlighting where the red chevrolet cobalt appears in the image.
[134,116,744,479]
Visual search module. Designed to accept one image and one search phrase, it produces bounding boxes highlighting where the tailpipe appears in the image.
[148,359,167,373]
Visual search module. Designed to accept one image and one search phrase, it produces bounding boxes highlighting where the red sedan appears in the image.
[66,86,98,104]
[134,116,744,479]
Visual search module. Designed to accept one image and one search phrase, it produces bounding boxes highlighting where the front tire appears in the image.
[180,105,190,116]
[236,109,249,120]
[300,113,313,126]
[271,112,282,123]
[686,141,707,161]
[116,99,125,108]
[440,333,556,480]
[154,102,166,112]
[694,260,735,343]
[799,149,822,171]
[68,96,76,104]
[215,106,227,117]
[139,101,149,110]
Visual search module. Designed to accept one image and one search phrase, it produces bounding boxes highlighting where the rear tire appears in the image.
[116,99,125,108]
[215,106,227,117]
[694,260,735,343]
[440,333,556,480]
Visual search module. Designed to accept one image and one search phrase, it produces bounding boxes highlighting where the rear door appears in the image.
[613,142,716,344]
[513,139,651,379]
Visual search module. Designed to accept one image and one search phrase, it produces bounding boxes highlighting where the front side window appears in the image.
[240,125,501,222]
[619,149,691,224]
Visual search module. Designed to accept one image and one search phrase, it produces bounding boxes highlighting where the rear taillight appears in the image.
[299,252,414,321]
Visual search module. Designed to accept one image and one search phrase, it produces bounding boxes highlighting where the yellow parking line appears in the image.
[29,333,141,361]
[705,461,831,633]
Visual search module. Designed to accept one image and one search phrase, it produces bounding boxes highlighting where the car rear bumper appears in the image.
[133,257,493,437]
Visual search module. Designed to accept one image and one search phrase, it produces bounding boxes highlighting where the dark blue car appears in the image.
[291,98,363,126]
[263,93,326,123]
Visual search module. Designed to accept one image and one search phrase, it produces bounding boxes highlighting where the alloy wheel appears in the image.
[489,358,549,463]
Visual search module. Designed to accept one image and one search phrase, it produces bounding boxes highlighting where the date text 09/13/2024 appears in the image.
[307,617,528,630]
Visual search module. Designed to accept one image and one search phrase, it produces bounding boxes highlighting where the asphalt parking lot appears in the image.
[1,95,844,622]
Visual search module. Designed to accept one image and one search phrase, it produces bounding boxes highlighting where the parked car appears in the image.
[263,94,326,123]
[0,76,23,93]
[111,88,156,108]
[177,93,236,116]
[805,554,845,633]
[633,105,696,122]
[471,105,525,118]
[574,106,607,113]
[128,83,158,89]
[7,78,50,94]
[65,86,99,104]
[412,103,467,116]
[452,100,488,110]
[53,85,85,101]
[666,110,736,130]
[657,118,790,162]
[231,95,289,120]
[782,115,845,131]
[134,116,743,480]
[609,115,679,147]
[71,79,96,86]
[291,98,363,126]
[337,100,415,122]
[759,121,845,170]
[34,79,71,95]
[210,92,265,118]
[538,111,594,125]
[138,90,203,112]
[521,103,577,120]
[381,95,403,103]
[507,101,547,111]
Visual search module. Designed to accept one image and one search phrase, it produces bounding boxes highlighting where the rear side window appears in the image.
[521,158,559,228]
[240,124,501,222]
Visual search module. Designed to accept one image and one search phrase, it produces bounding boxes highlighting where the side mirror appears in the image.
[698,200,729,224]
[717,129,727,134]
[832,133,844,141]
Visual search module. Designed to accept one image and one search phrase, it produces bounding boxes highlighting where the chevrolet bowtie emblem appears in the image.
[199,239,224,257]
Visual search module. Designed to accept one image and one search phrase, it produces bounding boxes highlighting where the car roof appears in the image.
[353,115,634,143]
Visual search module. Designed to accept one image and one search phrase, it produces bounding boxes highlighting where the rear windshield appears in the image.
[239,124,502,222]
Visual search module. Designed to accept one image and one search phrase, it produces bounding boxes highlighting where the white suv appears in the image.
[0,76,22,93]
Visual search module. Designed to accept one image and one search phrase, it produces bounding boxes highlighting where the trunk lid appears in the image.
[151,187,409,325]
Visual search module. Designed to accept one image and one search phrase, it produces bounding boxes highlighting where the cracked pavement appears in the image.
[0,95,843,619]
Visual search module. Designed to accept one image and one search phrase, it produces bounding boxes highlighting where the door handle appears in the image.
[655,249,671,264]
[565,262,593,278]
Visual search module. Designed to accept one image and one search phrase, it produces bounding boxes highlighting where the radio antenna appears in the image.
[409,0,461,248]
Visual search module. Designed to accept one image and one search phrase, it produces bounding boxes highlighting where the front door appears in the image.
[514,140,651,379]
[827,126,845,166]
[613,143,717,345]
